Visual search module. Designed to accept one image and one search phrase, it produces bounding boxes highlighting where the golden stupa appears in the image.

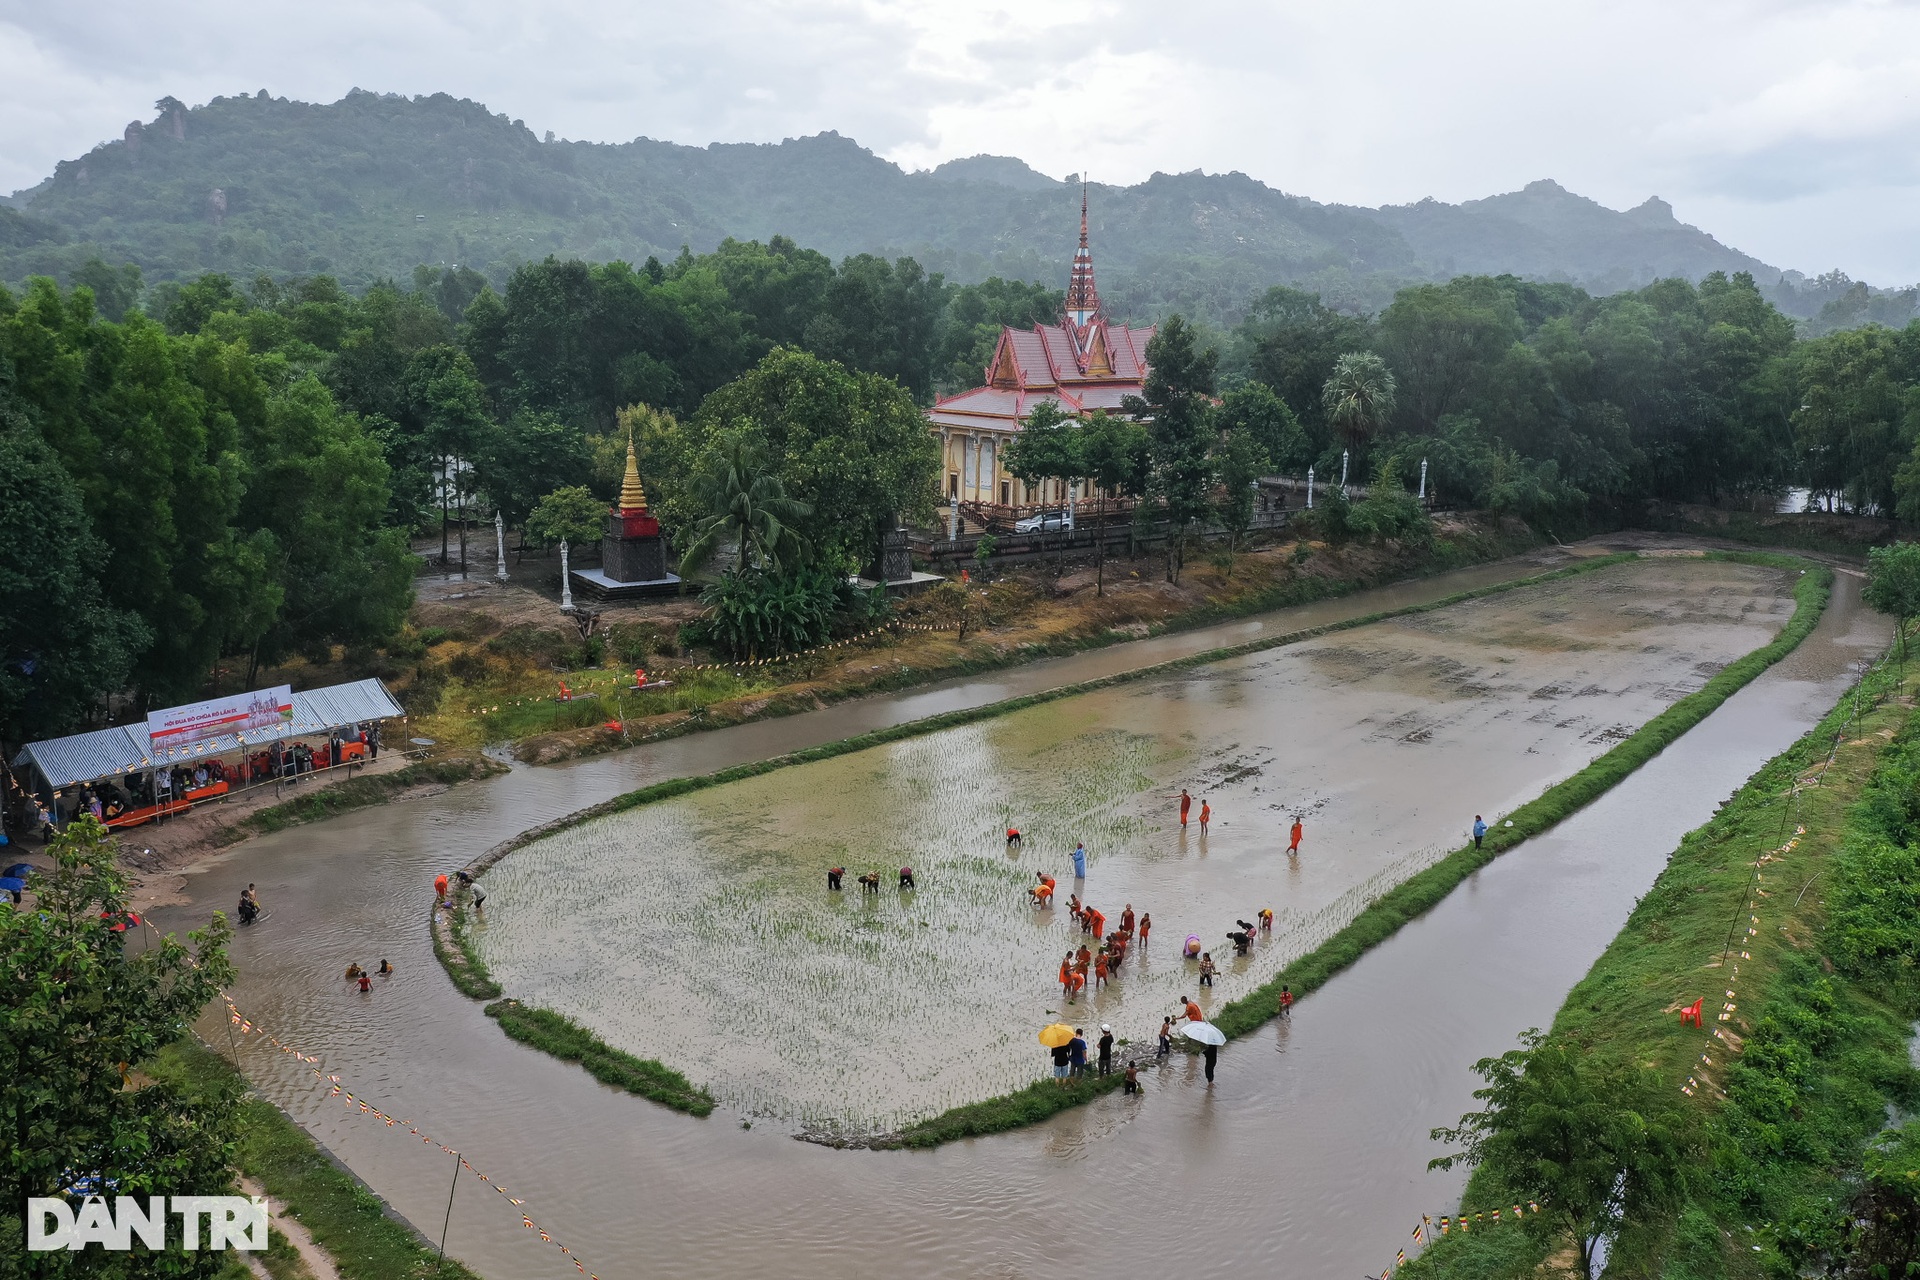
[619,436,648,512]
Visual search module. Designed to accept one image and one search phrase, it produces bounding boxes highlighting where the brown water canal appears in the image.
[147,546,1889,1279]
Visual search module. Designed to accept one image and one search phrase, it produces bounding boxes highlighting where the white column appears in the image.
[1418,458,1428,500]
[559,540,574,611]
[494,511,509,581]
[1306,466,1315,509]
[1340,449,1349,494]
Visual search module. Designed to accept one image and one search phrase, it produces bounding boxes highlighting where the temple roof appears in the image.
[926,187,1153,435]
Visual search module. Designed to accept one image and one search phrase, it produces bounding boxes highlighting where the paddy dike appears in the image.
[472,557,1800,1132]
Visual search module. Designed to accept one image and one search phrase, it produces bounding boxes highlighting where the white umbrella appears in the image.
[1179,1021,1226,1046]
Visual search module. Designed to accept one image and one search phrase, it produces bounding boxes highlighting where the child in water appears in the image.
[1139,912,1152,943]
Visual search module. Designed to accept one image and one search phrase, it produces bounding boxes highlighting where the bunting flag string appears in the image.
[222,995,598,1279]
[458,622,957,715]
[1375,1203,1539,1277]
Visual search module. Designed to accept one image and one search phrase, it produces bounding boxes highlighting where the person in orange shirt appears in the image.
[1060,953,1076,1000]
[1199,799,1211,829]
[1120,903,1135,933]
[1093,953,1110,989]
[433,873,449,905]
[1289,819,1304,853]
[1030,873,1055,906]
[1182,997,1204,1022]
[1179,789,1192,826]
[1075,945,1092,975]
[1086,907,1106,939]
[1139,912,1152,943]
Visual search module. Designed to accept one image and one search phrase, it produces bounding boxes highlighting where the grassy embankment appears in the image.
[146,1039,485,1280]
[213,756,510,847]
[880,552,1834,1148]
[437,553,1818,1135]
[1403,642,1920,1279]
[483,1000,714,1116]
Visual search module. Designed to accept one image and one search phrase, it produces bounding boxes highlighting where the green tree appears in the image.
[677,441,813,577]
[70,258,143,323]
[0,398,150,742]
[1235,286,1373,447]
[1004,401,1085,575]
[1211,426,1271,577]
[1373,277,1524,432]
[1218,382,1308,473]
[1431,1030,1697,1279]
[237,375,413,670]
[681,347,939,570]
[1866,542,1920,658]
[526,486,606,552]
[0,817,237,1272]
[402,345,495,569]
[1126,315,1218,584]
[476,409,593,528]
[1079,410,1149,595]
[1321,350,1398,454]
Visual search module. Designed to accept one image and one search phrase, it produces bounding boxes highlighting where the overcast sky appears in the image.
[3,0,1916,283]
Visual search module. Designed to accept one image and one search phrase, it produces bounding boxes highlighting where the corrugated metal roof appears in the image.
[12,678,405,787]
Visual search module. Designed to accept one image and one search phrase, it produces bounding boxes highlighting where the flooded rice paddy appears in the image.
[476,558,1797,1131]
[148,545,1889,1279]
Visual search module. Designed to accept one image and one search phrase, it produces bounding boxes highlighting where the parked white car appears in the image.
[1014,510,1074,534]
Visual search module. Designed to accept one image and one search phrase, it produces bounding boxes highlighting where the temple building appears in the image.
[926,190,1155,512]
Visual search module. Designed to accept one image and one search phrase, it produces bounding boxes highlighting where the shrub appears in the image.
[692,568,838,658]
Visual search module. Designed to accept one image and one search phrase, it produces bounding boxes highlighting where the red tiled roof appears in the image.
[928,194,1153,435]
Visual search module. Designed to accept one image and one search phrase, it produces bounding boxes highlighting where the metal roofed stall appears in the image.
[12,678,405,790]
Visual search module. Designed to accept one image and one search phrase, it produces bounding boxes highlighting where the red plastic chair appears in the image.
[1679,998,1703,1028]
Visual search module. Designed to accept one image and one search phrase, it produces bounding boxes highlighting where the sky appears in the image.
[2,0,1917,284]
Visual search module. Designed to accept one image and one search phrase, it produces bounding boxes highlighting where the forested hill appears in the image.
[3,88,1868,324]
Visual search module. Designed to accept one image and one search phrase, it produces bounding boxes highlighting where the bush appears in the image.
[485,624,574,666]
[692,568,838,658]
[402,661,447,714]
[446,649,491,684]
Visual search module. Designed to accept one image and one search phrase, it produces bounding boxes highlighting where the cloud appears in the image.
[1,0,1917,280]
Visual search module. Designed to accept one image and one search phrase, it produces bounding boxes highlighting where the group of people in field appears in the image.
[1053,898,1145,1003]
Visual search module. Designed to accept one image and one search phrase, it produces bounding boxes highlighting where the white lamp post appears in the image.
[1306,466,1315,510]
[559,540,574,611]
[1340,449,1349,494]
[1418,458,1428,501]
[494,511,509,582]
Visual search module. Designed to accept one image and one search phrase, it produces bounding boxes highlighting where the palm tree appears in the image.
[677,442,812,577]
[1321,352,1398,452]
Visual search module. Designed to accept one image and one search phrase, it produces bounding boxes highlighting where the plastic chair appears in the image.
[1679,998,1703,1028]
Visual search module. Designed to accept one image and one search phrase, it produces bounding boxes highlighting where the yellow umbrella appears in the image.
[1037,1023,1074,1048]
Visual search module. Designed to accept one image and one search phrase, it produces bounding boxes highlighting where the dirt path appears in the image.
[238,1174,339,1280]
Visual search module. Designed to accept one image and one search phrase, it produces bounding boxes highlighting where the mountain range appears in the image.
[3,89,1912,327]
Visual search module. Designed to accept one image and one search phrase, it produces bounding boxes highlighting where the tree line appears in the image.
[6,237,1920,744]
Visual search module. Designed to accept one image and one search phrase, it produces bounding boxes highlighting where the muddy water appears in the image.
[479,559,1794,1131]
[146,550,1885,1280]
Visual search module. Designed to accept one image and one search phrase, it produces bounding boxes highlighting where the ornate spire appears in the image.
[1064,180,1102,334]
[619,434,649,512]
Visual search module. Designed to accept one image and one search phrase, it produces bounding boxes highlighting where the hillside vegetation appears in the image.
[9,90,1909,325]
